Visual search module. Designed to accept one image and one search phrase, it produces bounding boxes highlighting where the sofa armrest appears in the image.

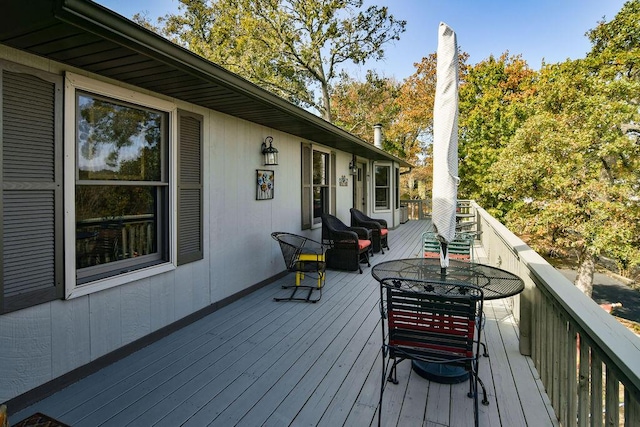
[354,219,383,231]
[348,226,371,240]
[370,218,388,228]
[326,229,358,243]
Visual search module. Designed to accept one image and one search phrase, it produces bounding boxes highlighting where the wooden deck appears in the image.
[10,220,558,427]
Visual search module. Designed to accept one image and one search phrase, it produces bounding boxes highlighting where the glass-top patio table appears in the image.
[372,257,524,300]
[372,257,525,383]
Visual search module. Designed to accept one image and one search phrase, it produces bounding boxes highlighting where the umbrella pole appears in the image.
[440,242,448,280]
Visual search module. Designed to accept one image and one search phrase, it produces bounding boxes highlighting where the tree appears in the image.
[331,70,401,143]
[487,59,640,296]
[586,0,640,82]
[457,53,536,215]
[330,54,448,199]
[137,0,405,121]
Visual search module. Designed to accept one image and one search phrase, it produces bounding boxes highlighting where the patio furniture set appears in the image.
[272,212,524,426]
[271,208,389,302]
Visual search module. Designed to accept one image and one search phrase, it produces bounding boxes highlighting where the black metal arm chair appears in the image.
[378,277,488,427]
[321,213,372,273]
[271,232,326,303]
[349,208,390,254]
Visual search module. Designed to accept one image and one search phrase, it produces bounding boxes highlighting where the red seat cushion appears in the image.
[380,228,388,236]
[358,239,371,250]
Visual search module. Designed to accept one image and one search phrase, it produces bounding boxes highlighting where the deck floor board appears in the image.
[10,220,558,427]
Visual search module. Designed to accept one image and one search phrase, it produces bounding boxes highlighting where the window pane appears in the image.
[313,151,328,185]
[375,188,389,209]
[76,185,158,268]
[77,94,163,181]
[313,186,328,222]
[375,165,390,209]
[375,166,389,186]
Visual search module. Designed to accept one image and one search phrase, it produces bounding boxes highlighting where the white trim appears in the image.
[310,144,333,227]
[65,72,175,111]
[64,72,178,299]
[65,263,175,299]
[373,162,392,213]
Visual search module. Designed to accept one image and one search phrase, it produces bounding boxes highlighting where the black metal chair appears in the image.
[378,277,488,427]
[271,232,326,303]
[349,208,390,254]
[321,213,372,273]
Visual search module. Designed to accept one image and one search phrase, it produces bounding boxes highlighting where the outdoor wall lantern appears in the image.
[349,159,358,175]
[261,136,279,166]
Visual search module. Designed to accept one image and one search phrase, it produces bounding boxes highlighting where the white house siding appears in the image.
[334,152,356,222]
[0,44,364,402]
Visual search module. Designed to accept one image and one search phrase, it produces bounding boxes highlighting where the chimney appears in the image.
[373,123,383,149]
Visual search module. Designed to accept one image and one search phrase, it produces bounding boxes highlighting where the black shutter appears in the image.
[1,62,63,314]
[177,110,203,265]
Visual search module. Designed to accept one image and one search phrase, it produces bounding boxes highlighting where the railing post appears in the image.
[519,282,533,356]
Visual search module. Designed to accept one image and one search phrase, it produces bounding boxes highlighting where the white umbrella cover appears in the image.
[431,22,460,268]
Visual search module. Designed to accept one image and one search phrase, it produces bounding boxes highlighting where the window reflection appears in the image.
[77,94,162,181]
[75,92,167,279]
[375,165,390,209]
[312,151,329,222]
[76,186,158,268]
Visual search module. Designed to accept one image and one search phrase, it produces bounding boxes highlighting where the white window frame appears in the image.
[311,145,332,227]
[64,73,177,299]
[374,162,392,212]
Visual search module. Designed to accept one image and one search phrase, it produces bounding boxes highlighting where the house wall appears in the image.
[0,44,360,402]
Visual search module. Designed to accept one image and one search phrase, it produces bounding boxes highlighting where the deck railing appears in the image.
[469,201,640,426]
[76,215,155,267]
[400,199,431,220]
[400,199,474,221]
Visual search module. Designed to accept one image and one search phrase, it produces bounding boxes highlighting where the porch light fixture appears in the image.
[349,159,358,175]
[261,136,278,166]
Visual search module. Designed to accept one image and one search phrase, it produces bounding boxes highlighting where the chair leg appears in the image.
[379,348,386,427]
[478,375,489,405]
[274,284,321,303]
[480,341,489,357]
[274,270,324,303]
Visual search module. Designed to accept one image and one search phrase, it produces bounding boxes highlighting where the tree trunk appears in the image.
[320,81,332,122]
[575,252,595,297]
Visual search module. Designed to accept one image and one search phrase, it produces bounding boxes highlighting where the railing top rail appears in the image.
[472,200,640,393]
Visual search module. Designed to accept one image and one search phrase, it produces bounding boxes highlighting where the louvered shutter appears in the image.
[1,62,63,313]
[177,111,203,265]
[301,142,312,229]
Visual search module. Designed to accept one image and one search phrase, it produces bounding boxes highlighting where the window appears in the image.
[301,143,334,229]
[375,164,391,210]
[1,69,203,309]
[75,92,169,283]
[64,73,202,298]
[312,150,330,224]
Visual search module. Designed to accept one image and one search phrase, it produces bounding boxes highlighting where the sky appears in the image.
[96,0,628,80]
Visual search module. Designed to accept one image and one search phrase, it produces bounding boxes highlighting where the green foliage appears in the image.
[586,0,640,81]
[457,53,536,213]
[139,0,405,121]
[331,70,401,145]
[488,57,640,274]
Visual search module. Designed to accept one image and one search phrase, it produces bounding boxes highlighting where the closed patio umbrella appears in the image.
[431,22,460,270]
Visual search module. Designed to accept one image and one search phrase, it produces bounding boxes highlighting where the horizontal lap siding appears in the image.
[1,64,63,313]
